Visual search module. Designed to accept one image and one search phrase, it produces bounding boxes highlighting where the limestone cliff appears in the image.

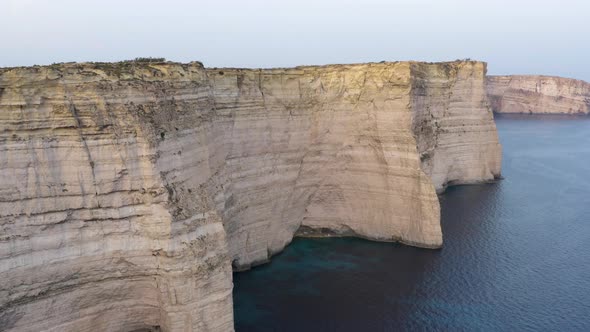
[0,60,501,331]
[487,75,590,114]
[0,63,234,332]
[413,63,502,191]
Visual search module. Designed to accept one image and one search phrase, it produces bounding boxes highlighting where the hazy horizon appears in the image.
[2,0,589,81]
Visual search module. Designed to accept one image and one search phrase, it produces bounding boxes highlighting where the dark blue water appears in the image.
[233,114,590,331]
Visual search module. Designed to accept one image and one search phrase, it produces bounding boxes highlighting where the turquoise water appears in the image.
[233,114,590,331]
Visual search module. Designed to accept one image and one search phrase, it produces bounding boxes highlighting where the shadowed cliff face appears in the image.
[487,75,590,115]
[0,60,500,331]
[413,63,502,191]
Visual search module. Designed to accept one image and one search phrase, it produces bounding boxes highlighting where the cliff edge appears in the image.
[0,60,501,331]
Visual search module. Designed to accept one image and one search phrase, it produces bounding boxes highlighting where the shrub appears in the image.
[133,57,166,63]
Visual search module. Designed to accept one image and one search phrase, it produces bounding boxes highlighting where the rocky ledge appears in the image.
[0,60,501,331]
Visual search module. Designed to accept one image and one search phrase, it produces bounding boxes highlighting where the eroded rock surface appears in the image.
[0,60,501,331]
[0,63,234,332]
[487,75,590,114]
[413,63,502,191]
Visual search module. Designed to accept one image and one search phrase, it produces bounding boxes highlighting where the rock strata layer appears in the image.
[413,64,502,191]
[0,60,501,331]
[487,75,590,114]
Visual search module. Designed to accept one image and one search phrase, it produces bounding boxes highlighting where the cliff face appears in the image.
[413,63,502,191]
[209,62,443,270]
[487,75,590,114]
[0,60,501,332]
[0,63,235,332]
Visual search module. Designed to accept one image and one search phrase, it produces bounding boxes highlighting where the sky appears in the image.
[2,0,589,80]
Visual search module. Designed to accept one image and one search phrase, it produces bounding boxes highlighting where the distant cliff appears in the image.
[0,60,501,331]
[487,75,590,114]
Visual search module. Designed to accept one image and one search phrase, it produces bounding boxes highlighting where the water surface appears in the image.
[233,114,590,331]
